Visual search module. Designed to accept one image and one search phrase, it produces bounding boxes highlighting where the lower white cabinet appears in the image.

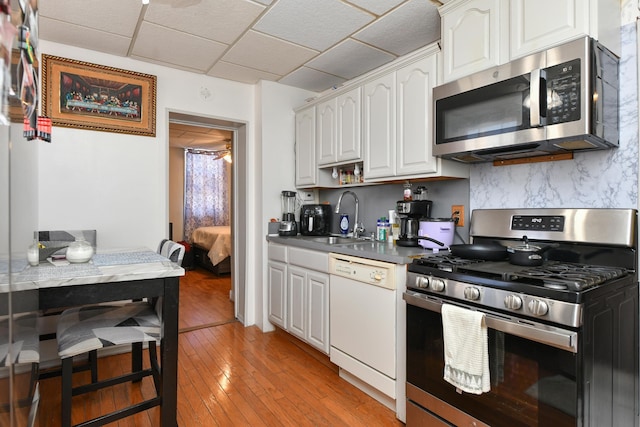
[287,265,330,353]
[267,260,287,329]
[267,243,330,353]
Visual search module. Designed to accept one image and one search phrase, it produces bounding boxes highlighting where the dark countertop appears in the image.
[266,235,440,264]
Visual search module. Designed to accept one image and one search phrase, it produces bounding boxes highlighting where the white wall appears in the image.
[256,80,316,331]
[38,40,255,251]
[36,41,315,329]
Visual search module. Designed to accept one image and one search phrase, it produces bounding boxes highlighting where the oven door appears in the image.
[404,291,580,427]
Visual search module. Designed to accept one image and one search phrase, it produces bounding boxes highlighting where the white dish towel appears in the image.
[441,303,490,394]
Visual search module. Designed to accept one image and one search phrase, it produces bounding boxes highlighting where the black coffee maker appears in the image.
[396,200,432,247]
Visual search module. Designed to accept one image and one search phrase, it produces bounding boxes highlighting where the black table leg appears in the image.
[161,276,179,427]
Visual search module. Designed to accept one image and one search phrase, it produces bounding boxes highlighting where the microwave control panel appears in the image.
[545,58,581,124]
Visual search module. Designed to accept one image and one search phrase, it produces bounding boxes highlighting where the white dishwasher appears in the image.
[329,253,397,403]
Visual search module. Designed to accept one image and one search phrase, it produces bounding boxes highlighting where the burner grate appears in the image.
[516,264,626,291]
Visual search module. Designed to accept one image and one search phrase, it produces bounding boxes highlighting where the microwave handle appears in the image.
[530,69,547,127]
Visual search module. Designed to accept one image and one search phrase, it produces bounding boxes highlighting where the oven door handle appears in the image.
[403,291,578,353]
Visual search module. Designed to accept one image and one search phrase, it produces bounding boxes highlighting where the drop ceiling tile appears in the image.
[252,0,274,4]
[38,17,132,56]
[279,67,347,93]
[144,0,266,45]
[222,30,317,76]
[307,39,395,80]
[253,0,374,51]
[132,22,227,72]
[39,0,142,36]
[354,0,440,56]
[347,0,406,16]
[207,61,281,85]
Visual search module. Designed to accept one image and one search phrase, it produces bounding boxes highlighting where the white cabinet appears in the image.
[440,0,508,83]
[297,42,469,187]
[363,72,396,179]
[317,87,362,166]
[317,98,337,165]
[295,106,316,187]
[509,0,588,60]
[364,50,469,181]
[396,55,438,176]
[267,243,329,354]
[267,260,287,328]
[267,243,288,328]
[336,88,362,163]
[287,265,329,353]
[439,0,620,83]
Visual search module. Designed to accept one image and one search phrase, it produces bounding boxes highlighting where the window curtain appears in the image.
[183,150,230,240]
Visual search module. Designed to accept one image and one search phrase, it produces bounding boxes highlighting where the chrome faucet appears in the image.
[335,190,364,238]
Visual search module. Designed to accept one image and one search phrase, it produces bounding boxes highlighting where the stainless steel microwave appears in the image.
[432,37,619,163]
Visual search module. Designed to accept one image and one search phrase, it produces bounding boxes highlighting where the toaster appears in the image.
[300,204,332,236]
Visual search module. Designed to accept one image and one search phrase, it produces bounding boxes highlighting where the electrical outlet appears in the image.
[451,205,464,227]
[299,191,315,202]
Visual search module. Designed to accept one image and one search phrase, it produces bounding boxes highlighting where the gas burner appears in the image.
[516,263,627,291]
[414,255,484,272]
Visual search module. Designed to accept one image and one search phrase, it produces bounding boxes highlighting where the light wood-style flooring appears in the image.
[178,267,235,332]
[34,267,403,426]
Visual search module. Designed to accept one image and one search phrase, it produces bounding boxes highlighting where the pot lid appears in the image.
[419,217,455,222]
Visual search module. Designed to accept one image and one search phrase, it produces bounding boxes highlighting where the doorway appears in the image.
[167,111,246,327]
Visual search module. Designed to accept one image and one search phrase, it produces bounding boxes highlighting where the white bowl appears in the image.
[66,240,94,263]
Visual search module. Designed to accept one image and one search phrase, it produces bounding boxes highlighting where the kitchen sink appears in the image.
[307,236,371,245]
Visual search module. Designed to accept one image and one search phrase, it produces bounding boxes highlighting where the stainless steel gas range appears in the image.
[403,208,638,427]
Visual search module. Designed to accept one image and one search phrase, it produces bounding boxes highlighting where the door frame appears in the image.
[167,110,247,323]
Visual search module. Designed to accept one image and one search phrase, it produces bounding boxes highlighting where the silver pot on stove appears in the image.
[506,235,558,266]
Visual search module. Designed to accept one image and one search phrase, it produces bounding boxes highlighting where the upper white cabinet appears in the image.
[440,0,508,83]
[396,55,438,176]
[316,98,337,165]
[336,88,362,163]
[363,73,396,179]
[317,87,362,166]
[364,50,468,182]
[295,106,316,187]
[509,0,588,60]
[439,0,620,83]
[296,42,469,188]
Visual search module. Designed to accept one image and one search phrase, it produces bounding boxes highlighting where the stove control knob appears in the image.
[504,295,523,310]
[464,287,480,301]
[527,299,549,316]
[430,278,446,292]
[415,276,429,288]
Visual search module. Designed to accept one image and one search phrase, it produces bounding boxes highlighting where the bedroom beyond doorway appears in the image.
[168,110,244,326]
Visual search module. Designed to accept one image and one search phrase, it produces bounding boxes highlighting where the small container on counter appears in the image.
[27,241,39,266]
[339,214,350,235]
[377,217,388,242]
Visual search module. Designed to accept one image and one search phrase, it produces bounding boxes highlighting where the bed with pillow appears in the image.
[190,226,231,275]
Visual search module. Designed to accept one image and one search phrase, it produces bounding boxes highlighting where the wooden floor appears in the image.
[178,267,235,331]
[34,267,404,426]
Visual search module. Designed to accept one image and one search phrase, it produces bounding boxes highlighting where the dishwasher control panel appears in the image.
[329,253,396,290]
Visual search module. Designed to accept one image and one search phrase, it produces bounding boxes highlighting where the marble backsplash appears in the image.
[470,23,639,211]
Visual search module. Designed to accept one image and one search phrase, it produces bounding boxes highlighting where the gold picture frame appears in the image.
[41,54,156,137]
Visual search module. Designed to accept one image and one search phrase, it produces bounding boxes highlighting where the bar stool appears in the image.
[56,240,184,426]
[57,302,162,426]
[157,239,185,264]
[0,314,40,410]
